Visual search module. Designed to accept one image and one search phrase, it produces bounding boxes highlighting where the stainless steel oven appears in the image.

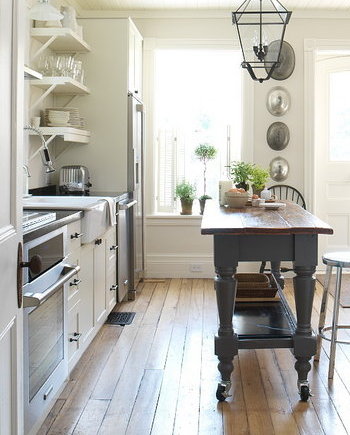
[22,226,79,434]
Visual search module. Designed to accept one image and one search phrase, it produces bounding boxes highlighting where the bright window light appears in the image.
[154,49,242,213]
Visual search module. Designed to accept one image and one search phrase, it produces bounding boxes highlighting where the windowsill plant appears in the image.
[175,181,196,215]
[194,143,218,214]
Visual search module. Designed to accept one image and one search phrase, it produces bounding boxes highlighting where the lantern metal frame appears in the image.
[232,0,292,83]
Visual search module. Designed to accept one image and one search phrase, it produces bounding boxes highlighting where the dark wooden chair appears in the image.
[259,185,307,274]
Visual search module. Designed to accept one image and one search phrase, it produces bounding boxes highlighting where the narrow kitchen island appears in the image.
[201,201,333,402]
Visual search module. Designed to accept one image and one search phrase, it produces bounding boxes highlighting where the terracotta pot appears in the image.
[252,185,264,197]
[180,199,193,215]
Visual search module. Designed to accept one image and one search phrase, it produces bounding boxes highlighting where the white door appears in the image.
[315,55,350,263]
[0,0,24,433]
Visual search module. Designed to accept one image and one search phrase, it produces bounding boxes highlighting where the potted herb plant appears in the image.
[229,161,254,191]
[194,143,217,214]
[175,180,196,215]
[250,165,270,196]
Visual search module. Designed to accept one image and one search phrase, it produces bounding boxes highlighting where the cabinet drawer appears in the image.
[67,249,81,308]
[67,220,83,251]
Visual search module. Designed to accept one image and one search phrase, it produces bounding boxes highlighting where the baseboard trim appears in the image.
[145,254,261,278]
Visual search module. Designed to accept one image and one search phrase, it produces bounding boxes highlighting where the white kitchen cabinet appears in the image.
[105,226,118,312]
[65,221,118,373]
[67,300,81,371]
[56,18,143,192]
[93,237,107,326]
[128,21,143,96]
[79,242,94,345]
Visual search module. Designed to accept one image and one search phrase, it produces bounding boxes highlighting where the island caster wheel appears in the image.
[299,385,311,402]
[216,381,231,402]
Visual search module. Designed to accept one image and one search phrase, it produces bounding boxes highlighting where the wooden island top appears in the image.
[201,201,333,236]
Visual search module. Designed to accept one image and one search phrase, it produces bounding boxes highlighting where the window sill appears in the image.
[146,214,203,226]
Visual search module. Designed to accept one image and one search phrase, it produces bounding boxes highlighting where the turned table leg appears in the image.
[271,261,285,289]
[214,265,238,401]
[293,264,317,401]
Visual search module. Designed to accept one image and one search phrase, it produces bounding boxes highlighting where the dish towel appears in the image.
[100,198,117,226]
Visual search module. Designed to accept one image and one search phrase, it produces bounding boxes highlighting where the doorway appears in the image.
[314,54,350,262]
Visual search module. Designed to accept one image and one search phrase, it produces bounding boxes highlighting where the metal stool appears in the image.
[315,252,350,379]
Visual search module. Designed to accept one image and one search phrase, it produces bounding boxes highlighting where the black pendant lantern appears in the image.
[232,0,292,83]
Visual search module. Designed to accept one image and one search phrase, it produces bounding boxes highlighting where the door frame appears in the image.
[304,38,350,214]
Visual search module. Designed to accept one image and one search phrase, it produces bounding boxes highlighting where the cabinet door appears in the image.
[128,23,143,96]
[67,300,81,371]
[94,238,106,325]
[105,227,117,313]
[80,243,94,343]
[134,31,143,97]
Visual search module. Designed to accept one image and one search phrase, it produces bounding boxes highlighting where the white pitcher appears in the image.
[260,187,276,200]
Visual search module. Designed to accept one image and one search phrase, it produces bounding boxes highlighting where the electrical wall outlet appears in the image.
[190,264,203,272]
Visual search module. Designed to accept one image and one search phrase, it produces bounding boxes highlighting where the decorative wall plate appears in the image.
[266,86,291,116]
[269,157,289,181]
[266,122,290,151]
[264,40,295,81]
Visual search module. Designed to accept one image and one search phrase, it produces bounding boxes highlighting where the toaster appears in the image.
[59,165,92,195]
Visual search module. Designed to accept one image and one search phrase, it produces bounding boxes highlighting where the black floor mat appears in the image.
[105,312,136,326]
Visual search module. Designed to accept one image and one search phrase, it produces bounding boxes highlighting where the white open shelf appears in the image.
[31,28,91,54]
[30,76,90,94]
[24,65,42,80]
[29,127,90,144]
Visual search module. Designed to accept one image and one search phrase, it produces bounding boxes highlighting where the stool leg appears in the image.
[328,266,343,379]
[315,265,332,361]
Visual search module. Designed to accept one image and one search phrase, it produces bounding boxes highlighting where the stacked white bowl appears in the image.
[47,110,70,126]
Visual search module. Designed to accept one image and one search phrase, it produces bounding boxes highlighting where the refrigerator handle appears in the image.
[119,200,137,210]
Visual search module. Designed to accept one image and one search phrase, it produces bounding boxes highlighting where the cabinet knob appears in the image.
[110,245,118,251]
[95,238,102,245]
[110,284,118,291]
[71,232,83,239]
[69,278,81,287]
[69,332,82,342]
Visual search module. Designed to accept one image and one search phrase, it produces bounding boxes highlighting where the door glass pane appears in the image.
[329,71,350,161]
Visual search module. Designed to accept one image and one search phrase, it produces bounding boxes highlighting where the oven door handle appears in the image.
[23,264,80,308]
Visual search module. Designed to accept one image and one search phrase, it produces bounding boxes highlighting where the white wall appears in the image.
[132,14,350,278]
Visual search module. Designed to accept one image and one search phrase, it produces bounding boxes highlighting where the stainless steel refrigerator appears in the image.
[127,92,145,299]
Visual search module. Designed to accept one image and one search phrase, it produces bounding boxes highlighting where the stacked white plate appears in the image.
[47,109,70,127]
[44,107,85,129]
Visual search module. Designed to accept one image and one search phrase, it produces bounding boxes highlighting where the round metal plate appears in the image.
[264,40,295,81]
[269,157,289,181]
[266,122,290,151]
[266,86,291,116]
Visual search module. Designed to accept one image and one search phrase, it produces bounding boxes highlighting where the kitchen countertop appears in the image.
[23,210,83,243]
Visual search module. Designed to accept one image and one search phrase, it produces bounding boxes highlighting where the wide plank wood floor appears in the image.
[39,278,350,434]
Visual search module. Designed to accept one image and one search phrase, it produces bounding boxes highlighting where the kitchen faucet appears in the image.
[24,125,55,173]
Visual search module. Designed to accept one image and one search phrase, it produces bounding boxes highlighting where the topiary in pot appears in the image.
[175,181,196,215]
[194,143,217,214]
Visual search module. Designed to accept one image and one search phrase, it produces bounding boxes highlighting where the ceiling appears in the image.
[67,0,350,11]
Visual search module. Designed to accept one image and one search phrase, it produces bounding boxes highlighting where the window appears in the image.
[154,49,243,213]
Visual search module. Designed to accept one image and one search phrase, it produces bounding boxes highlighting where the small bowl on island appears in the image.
[225,188,249,208]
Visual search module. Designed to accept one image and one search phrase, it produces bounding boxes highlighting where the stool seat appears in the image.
[323,251,350,268]
[315,252,350,379]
